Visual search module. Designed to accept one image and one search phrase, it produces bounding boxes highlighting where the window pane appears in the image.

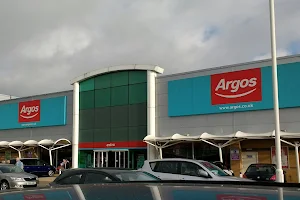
[59,174,83,185]
[79,129,94,142]
[111,105,129,128]
[111,86,128,106]
[80,91,95,109]
[95,88,111,108]
[80,109,94,130]
[129,71,147,84]
[129,83,147,104]
[129,103,146,126]
[129,126,147,141]
[80,79,95,92]
[111,127,128,142]
[111,71,129,87]
[94,128,111,142]
[95,73,111,89]
[180,162,202,176]
[84,173,112,184]
[94,107,110,129]
[153,161,179,174]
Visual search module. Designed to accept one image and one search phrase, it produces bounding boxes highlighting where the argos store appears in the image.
[0,91,73,167]
[143,55,300,183]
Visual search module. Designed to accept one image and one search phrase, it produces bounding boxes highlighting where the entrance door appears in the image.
[241,152,258,174]
[94,150,129,168]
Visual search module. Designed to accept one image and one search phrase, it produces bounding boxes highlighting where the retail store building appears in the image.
[0,91,73,167]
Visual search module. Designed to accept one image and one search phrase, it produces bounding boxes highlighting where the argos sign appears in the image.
[0,96,67,130]
[211,68,262,105]
[18,100,41,123]
[168,62,300,116]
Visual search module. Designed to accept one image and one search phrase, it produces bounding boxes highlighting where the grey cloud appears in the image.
[1,0,300,96]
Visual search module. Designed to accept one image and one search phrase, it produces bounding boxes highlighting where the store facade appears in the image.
[0,91,73,167]
[150,55,300,183]
[71,65,163,169]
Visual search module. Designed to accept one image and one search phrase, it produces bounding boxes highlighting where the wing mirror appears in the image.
[198,169,209,178]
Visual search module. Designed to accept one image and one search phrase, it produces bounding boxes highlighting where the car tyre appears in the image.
[0,181,9,190]
[48,170,54,177]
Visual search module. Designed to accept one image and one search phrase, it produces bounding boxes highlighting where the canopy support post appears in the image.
[159,148,163,159]
[49,150,53,166]
[295,143,300,183]
[9,146,22,158]
[192,142,195,159]
[218,145,223,163]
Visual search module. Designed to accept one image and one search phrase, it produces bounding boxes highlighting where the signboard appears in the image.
[0,96,67,130]
[168,62,300,116]
[230,148,240,161]
[271,146,289,169]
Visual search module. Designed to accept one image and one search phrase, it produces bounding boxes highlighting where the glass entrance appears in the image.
[94,150,129,168]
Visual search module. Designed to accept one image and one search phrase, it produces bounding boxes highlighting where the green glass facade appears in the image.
[78,70,147,168]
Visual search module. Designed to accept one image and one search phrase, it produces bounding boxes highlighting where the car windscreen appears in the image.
[113,171,160,181]
[198,161,229,176]
[246,165,276,174]
[0,166,24,173]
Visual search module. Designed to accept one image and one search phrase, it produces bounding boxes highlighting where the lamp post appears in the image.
[269,0,284,182]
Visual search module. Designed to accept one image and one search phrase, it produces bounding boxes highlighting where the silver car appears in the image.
[140,158,252,181]
[0,164,39,190]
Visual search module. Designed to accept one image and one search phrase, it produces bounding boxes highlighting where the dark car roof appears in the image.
[1,182,300,200]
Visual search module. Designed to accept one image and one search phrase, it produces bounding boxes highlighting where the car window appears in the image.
[153,161,179,174]
[199,161,229,176]
[37,159,48,165]
[114,171,159,181]
[180,161,204,177]
[246,165,276,174]
[84,173,112,184]
[58,173,83,185]
[22,159,37,165]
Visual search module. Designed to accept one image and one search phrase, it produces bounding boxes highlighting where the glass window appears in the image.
[22,159,37,166]
[180,161,203,177]
[111,86,129,106]
[80,91,95,110]
[94,107,110,129]
[79,109,94,130]
[79,130,94,143]
[129,103,147,126]
[111,71,129,87]
[84,173,112,184]
[95,73,111,89]
[129,126,147,141]
[246,164,276,174]
[80,79,95,92]
[129,71,147,84]
[111,127,128,142]
[129,83,147,104]
[37,160,48,166]
[110,105,129,128]
[198,161,229,176]
[94,128,111,142]
[59,173,83,185]
[95,88,111,108]
[153,161,179,174]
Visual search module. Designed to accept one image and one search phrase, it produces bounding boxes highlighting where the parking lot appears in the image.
[38,175,57,187]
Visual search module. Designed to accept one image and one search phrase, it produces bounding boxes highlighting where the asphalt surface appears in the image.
[38,175,57,187]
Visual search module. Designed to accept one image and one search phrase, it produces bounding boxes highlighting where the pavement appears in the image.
[38,174,58,187]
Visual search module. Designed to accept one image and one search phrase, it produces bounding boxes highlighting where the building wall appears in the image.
[0,90,73,142]
[78,70,148,149]
[155,55,300,136]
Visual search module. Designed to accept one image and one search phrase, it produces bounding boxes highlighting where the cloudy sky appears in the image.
[1,0,300,97]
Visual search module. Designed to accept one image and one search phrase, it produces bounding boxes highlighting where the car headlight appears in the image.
[11,177,25,182]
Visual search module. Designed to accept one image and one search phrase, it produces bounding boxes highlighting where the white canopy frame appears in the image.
[9,140,38,158]
[38,138,71,166]
[144,130,300,183]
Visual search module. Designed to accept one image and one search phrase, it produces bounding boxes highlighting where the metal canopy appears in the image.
[2,138,71,166]
[144,130,300,183]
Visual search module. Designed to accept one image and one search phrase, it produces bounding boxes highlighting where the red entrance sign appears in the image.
[18,100,41,123]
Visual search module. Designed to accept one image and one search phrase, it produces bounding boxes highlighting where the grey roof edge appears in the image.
[70,64,164,84]
[157,54,300,79]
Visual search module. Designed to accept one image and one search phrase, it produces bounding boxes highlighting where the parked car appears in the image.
[243,163,287,182]
[0,164,38,190]
[212,161,235,176]
[140,158,251,181]
[10,158,56,177]
[49,168,160,186]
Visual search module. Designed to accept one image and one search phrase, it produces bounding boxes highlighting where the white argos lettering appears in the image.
[20,105,39,115]
[215,78,257,92]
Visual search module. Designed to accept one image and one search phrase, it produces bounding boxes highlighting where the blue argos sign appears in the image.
[168,62,300,117]
[0,96,67,130]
